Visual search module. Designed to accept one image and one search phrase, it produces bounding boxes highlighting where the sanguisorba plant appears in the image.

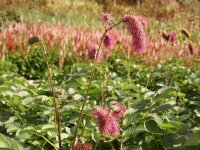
[28,12,147,150]
[72,13,147,150]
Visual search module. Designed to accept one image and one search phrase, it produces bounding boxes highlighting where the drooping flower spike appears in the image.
[122,15,147,54]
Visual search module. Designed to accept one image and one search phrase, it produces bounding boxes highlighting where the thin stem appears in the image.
[71,21,122,149]
[35,133,58,150]
[169,69,177,86]
[98,64,104,107]
[145,69,152,93]
[80,115,92,137]
[40,40,62,150]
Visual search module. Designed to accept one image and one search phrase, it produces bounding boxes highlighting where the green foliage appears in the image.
[0,57,200,149]
[9,47,59,79]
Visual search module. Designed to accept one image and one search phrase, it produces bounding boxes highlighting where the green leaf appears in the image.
[162,134,186,149]
[124,145,142,150]
[184,131,200,146]
[123,125,146,137]
[124,112,142,126]
[0,133,26,150]
[144,120,164,134]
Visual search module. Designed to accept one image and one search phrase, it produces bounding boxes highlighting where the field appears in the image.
[0,0,200,150]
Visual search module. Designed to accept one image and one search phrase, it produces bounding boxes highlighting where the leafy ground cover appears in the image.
[0,0,200,150]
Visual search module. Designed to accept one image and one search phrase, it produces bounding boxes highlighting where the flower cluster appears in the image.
[74,143,93,150]
[162,31,177,43]
[88,45,104,63]
[103,33,114,50]
[92,102,126,137]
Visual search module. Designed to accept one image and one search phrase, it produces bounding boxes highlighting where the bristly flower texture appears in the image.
[100,12,114,28]
[74,143,93,150]
[112,102,126,119]
[137,16,148,30]
[88,45,103,63]
[92,107,120,137]
[103,33,114,50]
[122,15,147,54]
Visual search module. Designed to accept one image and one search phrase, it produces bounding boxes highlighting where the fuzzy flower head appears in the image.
[74,143,93,150]
[100,12,114,28]
[111,102,126,119]
[88,45,103,63]
[103,33,114,50]
[122,15,147,54]
[92,107,120,137]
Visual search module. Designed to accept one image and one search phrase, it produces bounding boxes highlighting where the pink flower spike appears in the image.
[103,33,115,50]
[88,45,103,63]
[92,107,120,137]
[100,12,114,28]
[122,15,147,54]
[112,102,126,119]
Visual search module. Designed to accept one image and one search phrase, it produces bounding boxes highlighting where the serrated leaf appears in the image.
[124,112,142,126]
[144,120,164,134]
[123,125,146,137]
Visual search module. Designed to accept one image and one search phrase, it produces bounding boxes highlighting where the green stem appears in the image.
[169,69,177,86]
[94,134,102,150]
[35,133,58,150]
[145,69,153,93]
[40,40,62,150]
[71,21,122,149]
[98,64,104,107]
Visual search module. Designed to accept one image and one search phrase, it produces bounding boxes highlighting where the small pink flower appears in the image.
[112,102,126,119]
[92,107,120,137]
[103,33,114,50]
[167,32,177,43]
[88,45,103,63]
[122,15,146,54]
[100,12,114,28]
[74,143,93,150]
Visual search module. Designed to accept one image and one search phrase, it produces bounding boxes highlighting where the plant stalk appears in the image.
[40,40,62,150]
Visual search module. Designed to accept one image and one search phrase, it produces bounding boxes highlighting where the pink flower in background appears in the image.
[74,143,93,150]
[103,33,114,50]
[112,102,126,119]
[122,15,146,54]
[88,45,103,63]
[92,107,120,137]
[167,32,177,43]
[100,12,114,28]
